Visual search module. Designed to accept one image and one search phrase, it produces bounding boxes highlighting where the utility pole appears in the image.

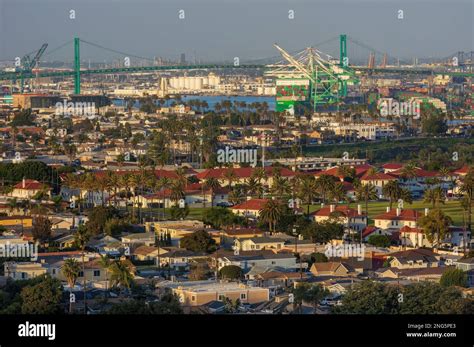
[293,226,303,280]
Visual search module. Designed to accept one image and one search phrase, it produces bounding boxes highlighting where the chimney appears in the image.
[22,177,26,189]
[386,206,390,213]
[321,203,325,208]
[357,204,362,215]
[396,208,401,216]
[330,204,335,213]
[424,208,429,216]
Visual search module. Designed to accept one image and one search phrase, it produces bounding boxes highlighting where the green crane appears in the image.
[270,42,358,112]
[17,43,48,92]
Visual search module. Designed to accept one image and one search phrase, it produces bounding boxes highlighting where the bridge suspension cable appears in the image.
[80,39,155,62]
[42,40,73,57]
[347,35,411,66]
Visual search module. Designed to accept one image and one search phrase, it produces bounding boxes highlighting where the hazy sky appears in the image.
[0,0,473,63]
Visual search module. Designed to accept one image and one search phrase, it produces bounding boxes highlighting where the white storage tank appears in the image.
[195,77,203,90]
[178,77,185,89]
[189,77,196,90]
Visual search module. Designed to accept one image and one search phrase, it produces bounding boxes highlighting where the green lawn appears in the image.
[140,200,466,226]
[305,200,466,226]
[301,137,474,164]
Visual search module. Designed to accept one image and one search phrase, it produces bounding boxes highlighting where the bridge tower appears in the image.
[339,34,348,97]
[74,38,81,94]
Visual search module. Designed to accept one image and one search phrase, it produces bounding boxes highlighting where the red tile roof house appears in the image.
[373,207,424,231]
[196,167,295,188]
[11,179,50,200]
[452,165,472,177]
[360,171,397,198]
[231,199,268,218]
[134,183,230,208]
[388,167,441,196]
[312,164,374,182]
[398,225,470,249]
[361,226,390,242]
[310,204,367,234]
[381,163,404,174]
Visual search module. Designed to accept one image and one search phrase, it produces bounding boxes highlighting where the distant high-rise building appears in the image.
[180,53,186,64]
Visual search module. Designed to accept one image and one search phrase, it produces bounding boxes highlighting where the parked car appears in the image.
[216,201,233,207]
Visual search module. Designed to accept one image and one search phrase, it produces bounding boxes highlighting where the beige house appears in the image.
[310,262,355,277]
[373,208,423,230]
[11,179,50,199]
[360,172,397,197]
[387,248,439,269]
[4,262,48,280]
[310,205,367,232]
[146,220,204,246]
[235,237,285,251]
[160,280,270,306]
[231,199,268,218]
[399,226,432,248]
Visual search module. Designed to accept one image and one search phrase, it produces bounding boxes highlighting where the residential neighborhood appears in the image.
[0,0,472,328]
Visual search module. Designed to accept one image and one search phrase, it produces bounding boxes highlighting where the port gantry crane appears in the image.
[266,42,359,112]
[15,43,48,92]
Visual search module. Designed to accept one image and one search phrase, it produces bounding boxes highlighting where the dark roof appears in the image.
[222,250,295,261]
[388,248,438,264]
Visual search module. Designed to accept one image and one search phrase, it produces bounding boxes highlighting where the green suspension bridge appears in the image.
[0,35,472,108]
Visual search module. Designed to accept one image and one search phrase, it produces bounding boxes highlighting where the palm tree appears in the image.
[229,186,245,205]
[418,209,452,248]
[204,178,220,207]
[438,166,450,181]
[119,173,132,215]
[424,187,445,208]
[355,183,378,225]
[460,168,474,239]
[337,166,356,181]
[461,196,470,253]
[109,259,135,296]
[253,167,267,186]
[158,177,171,220]
[329,182,346,205]
[7,197,18,215]
[223,168,237,188]
[174,167,188,188]
[51,195,63,212]
[245,177,264,199]
[302,284,329,314]
[315,175,335,204]
[400,164,417,180]
[129,173,141,221]
[400,188,413,205]
[170,179,185,206]
[382,180,401,209]
[259,199,284,234]
[61,258,81,313]
[74,225,90,313]
[104,171,118,207]
[297,175,317,215]
[271,175,290,200]
[83,173,99,207]
[98,255,111,299]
